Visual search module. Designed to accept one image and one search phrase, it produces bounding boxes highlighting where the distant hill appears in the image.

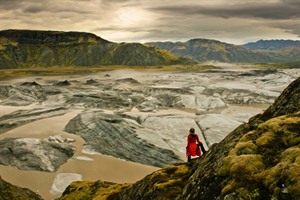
[243,40,300,63]
[243,39,300,50]
[146,39,300,63]
[0,30,195,68]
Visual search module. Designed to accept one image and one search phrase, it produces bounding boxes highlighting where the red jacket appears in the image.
[186,133,202,157]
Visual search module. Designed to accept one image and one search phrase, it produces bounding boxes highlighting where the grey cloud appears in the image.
[1,0,100,15]
[1,0,299,43]
[269,20,300,37]
[281,0,300,5]
[149,2,300,20]
[0,0,24,10]
[23,6,44,13]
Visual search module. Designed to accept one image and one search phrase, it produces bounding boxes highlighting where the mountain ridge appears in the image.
[1,30,299,68]
[0,29,195,68]
[243,39,300,50]
[146,38,300,63]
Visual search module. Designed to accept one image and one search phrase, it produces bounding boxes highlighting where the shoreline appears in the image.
[0,109,160,199]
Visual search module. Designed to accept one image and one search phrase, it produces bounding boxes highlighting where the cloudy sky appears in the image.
[1,0,299,44]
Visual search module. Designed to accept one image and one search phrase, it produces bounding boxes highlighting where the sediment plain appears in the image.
[0,65,299,199]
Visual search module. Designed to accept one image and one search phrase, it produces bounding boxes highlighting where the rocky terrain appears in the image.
[61,76,300,200]
[0,66,299,199]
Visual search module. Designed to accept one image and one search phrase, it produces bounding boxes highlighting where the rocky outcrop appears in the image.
[60,163,192,200]
[112,163,192,200]
[0,138,76,172]
[0,176,43,200]
[0,84,46,106]
[64,111,182,167]
[60,180,130,200]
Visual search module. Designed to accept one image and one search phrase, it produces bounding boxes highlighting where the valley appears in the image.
[0,64,299,199]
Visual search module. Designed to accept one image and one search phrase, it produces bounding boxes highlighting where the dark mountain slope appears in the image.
[0,30,194,68]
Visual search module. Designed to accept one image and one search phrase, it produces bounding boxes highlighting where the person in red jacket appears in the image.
[186,128,206,162]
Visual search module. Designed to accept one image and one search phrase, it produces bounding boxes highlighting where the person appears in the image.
[186,128,206,163]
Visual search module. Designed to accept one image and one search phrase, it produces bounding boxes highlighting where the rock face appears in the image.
[0,176,43,200]
[64,111,182,167]
[0,138,76,172]
[0,30,194,68]
[60,77,300,200]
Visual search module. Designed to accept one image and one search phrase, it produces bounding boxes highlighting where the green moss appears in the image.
[60,180,130,200]
[234,141,258,155]
[256,132,276,147]
[219,112,300,199]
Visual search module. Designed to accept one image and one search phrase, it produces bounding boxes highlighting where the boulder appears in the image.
[0,138,76,172]
[65,111,182,167]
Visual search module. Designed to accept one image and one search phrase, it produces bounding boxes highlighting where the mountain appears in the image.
[243,39,300,50]
[59,77,300,200]
[0,30,194,68]
[146,39,300,63]
[242,40,300,63]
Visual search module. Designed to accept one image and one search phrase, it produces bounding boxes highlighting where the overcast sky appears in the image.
[1,0,299,44]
